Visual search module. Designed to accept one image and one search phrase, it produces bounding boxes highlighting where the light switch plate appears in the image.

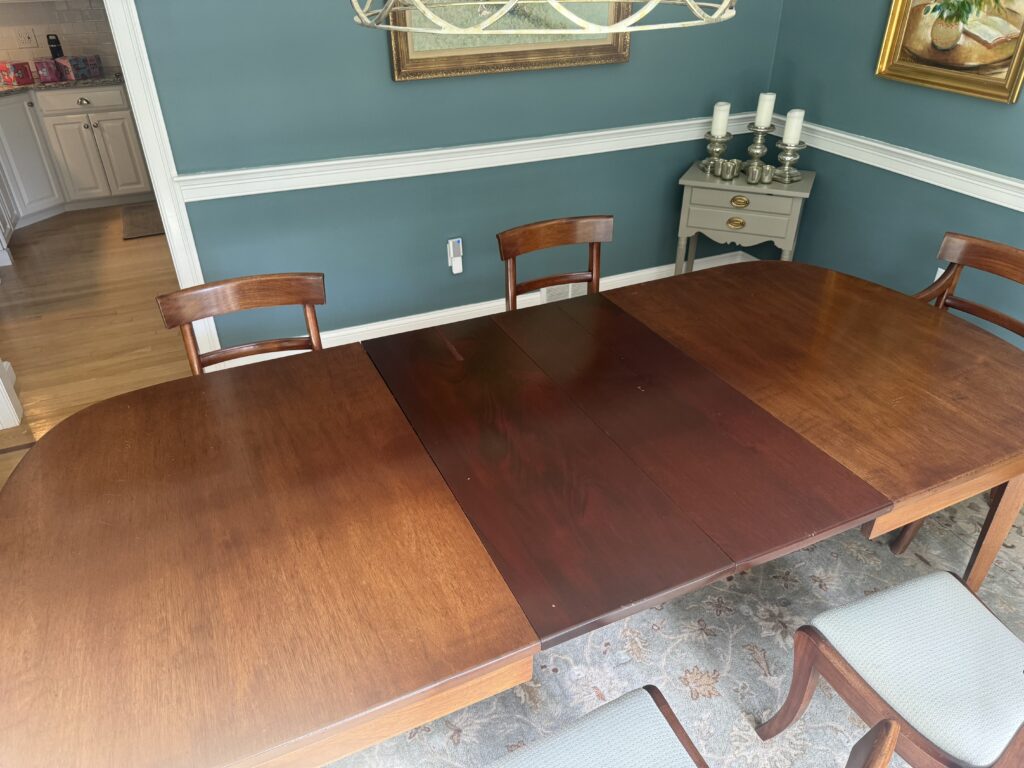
[16,28,38,49]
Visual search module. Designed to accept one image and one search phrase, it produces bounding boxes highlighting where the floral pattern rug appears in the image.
[333,495,1023,768]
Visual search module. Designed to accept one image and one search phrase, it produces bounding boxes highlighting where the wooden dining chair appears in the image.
[757,572,1024,768]
[891,232,1024,554]
[496,215,613,311]
[156,272,326,375]
[490,685,899,767]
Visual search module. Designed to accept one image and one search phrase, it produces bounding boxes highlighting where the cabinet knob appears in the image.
[83,122,91,129]
[26,101,33,108]
[77,97,91,106]
[92,122,99,128]
[730,195,750,209]
[726,217,746,230]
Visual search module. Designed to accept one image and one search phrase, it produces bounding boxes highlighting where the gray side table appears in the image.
[675,162,816,275]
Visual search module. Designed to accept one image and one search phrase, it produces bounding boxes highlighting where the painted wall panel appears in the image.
[772,0,1024,178]
[187,142,703,346]
[134,0,784,173]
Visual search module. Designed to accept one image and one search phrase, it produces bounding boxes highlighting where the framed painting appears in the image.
[388,3,630,81]
[877,0,1024,102]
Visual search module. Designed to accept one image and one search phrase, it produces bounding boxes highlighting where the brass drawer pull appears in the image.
[730,195,750,209]
[726,217,746,230]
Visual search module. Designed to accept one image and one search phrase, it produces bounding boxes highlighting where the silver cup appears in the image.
[746,164,763,184]
[710,157,725,177]
[720,159,740,181]
[760,165,775,184]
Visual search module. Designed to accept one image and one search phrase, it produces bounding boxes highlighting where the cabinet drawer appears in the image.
[687,205,792,240]
[691,187,794,216]
[36,87,127,115]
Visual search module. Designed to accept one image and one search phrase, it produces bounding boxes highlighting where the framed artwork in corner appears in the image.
[877,0,1024,102]
[388,3,630,81]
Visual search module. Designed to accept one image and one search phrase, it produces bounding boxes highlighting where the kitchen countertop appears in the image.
[0,77,124,98]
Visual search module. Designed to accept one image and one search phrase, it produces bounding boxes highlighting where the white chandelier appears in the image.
[351,0,737,35]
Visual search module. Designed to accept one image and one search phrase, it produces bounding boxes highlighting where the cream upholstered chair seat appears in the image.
[811,572,1024,768]
[489,688,698,768]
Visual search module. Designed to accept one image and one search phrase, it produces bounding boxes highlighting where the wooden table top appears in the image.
[365,294,889,646]
[608,262,1024,527]
[0,345,537,768]
[4,261,1023,767]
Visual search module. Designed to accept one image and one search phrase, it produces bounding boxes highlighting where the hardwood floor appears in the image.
[0,205,190,486]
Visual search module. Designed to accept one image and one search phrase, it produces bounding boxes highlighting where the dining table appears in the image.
[2,261,1022,768]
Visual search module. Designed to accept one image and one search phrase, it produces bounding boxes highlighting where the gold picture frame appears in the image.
[389,5,630,81]
[877,0,1024,103]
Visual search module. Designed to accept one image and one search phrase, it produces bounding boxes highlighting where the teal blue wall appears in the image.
[134,0,786,346]
[135,0,1022,348]
[135,0,784,173]
[771,0,1023,345]
[772,0,1024,176]
[187,143,699,341]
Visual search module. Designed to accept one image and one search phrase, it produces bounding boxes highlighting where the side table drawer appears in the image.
[691,187,794,216]
[686,205,792,239]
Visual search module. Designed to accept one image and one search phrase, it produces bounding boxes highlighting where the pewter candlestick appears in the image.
[699,131,732,174]
[773,140,806,184]
[743,122,774,183]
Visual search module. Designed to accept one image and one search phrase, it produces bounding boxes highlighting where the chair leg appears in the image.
[756,627,821,740]
[889,519,925,555]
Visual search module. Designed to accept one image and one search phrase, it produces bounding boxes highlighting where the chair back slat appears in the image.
[916,233,1024,340]
[938,232,1024,285]
[156,273,325,328]
[156,272,326,375]
[496,215,613,311]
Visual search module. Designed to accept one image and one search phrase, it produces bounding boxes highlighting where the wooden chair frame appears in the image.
[646,684,896,768]
[496,215,613,311]
[156,273,326,375]
[757,625,1024,767]
[891,232,1024,554]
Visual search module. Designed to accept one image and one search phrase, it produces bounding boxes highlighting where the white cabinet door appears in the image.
[42,115,111,202]
[0,95,63,217]
[91,110,152,196]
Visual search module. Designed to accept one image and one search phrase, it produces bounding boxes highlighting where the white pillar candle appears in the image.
[782,109,805,145]
[710,102,731,137]
[754,92,776,128]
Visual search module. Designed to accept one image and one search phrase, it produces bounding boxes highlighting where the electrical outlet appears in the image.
[16,28,38,49]
[447,237,464,275]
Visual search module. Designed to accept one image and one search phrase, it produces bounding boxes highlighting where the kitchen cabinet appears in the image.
[92,110,151,196]
[42,114,111,201]
[0,85,153,231]
[38,87,151,203]
[0,93,63,218]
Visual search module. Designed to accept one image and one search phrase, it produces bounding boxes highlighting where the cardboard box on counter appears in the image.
[55,55,102,81]
[0,62,34,87]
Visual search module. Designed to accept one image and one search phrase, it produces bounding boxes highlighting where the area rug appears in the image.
[332,495,1023,768]
[122,202,164,240]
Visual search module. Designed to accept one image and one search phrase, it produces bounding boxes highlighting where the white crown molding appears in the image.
[772,113,1024,213]
[175,113,757,203]
[103,0,220,354]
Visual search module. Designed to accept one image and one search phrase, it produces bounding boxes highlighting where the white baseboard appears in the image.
[205,251,757,373]
[14,193,155,230]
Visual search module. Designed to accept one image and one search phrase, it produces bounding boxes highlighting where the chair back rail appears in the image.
[497,215,613,311]
[156,272,326,375]
[914,232,1024,338]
